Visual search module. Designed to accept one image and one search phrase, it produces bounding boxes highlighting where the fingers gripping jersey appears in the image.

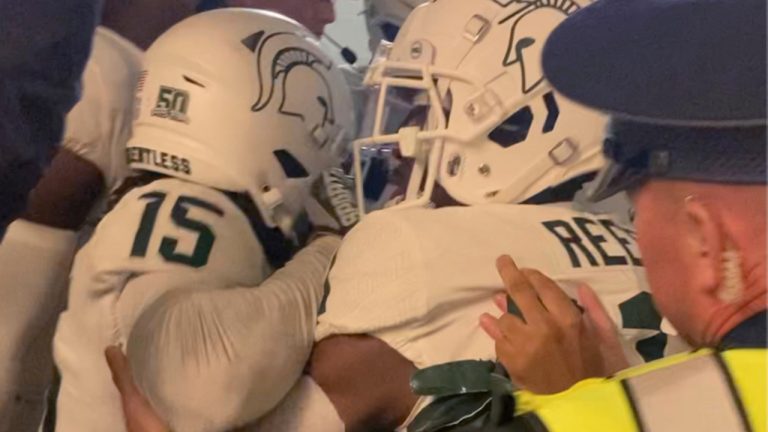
[316,204,686,426]
[53,178,270,432]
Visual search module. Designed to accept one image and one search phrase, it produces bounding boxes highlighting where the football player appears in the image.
[52,9,356,432]
[100,2,687,431]
[306,1,687,431]
[0,1,206,430]
[352,0,431,210]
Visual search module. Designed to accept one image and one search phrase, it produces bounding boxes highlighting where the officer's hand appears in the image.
[305,168,360,237]
[577,278,631,376]
[105,346,170,432]
[479,256,626,394]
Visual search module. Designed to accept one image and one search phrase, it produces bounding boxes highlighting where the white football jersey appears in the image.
[53,178,269,432]
[316,204,686,426]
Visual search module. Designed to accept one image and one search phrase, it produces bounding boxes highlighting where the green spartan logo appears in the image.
[152,86,190,123]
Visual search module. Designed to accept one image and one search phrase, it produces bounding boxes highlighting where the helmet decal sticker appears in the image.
[151,85,191,123]
[500,0,581,94]
[246,31,339,149]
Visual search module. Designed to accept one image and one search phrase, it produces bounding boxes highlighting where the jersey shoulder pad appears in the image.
[319,208,427,333]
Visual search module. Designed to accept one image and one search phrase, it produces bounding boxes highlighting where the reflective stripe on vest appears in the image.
[623,351,751,432]
[525,349,765,432]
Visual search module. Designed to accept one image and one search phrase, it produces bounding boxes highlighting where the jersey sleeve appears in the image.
[62,61,103,160]
[0,219,77,419]
[123,235,341,432]
[62,29,141,192]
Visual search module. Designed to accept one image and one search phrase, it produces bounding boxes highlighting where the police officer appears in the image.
[472,0,766,429]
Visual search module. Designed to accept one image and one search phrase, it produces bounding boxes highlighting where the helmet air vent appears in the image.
[488,106,534,148]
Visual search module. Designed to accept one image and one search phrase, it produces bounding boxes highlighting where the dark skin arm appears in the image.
[22,148,104,231]
[308,334,420,432]
[106,335,419,432]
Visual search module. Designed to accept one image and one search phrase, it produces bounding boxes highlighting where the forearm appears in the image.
[125,236,341,431]
[0,219,77,405]
[21,148,105,230]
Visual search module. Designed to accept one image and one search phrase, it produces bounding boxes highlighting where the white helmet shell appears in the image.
[354,0,607,212]
[128,9,355,234]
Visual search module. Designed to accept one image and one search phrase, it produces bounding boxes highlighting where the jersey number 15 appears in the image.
[130,192,224,268]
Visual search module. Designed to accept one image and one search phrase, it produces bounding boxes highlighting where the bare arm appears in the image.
[22,148,104,230]
[309,334,419,432]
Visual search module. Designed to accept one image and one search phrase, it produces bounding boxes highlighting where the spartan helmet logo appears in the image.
[244,31,340,149]
[499,0,582,94]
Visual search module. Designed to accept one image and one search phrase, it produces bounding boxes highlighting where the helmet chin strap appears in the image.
[249,185,298,243]
[227,190,303,270]
[273,205,300,245]
[260,187,304,245]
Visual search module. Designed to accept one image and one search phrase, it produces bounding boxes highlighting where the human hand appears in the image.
[577,279,631,376]
[479,256,628,394]
[105,346,170,432]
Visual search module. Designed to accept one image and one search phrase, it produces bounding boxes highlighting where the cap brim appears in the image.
[542,0,767,126]
[587,160,649,202]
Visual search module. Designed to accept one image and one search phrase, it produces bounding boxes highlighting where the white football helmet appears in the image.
[364,0,429,53]
[354,0,608,214]
[128,8,355,238]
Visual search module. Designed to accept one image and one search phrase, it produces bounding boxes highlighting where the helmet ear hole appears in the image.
[273,150,310,179]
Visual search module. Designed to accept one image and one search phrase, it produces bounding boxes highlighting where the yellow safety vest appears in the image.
[514,349,766,432]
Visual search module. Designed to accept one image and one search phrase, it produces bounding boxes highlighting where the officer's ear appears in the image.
[682,196,726,298]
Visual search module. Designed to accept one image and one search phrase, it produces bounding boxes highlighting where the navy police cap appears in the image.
[542,0,767,200]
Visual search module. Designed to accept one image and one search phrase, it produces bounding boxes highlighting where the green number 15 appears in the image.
[131,192,224,268]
